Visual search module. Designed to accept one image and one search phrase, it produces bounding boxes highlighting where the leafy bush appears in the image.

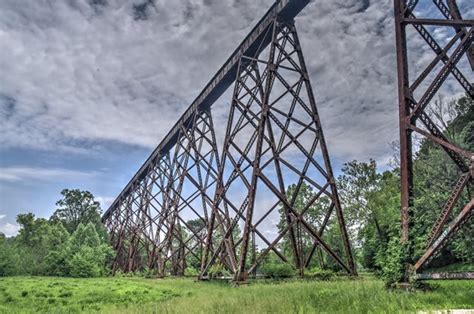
[0,242,21,276]
[208,264,230,279]
[184,267,199,277]
[306,267,334,280]
[375,238,407,287]
[142,267,158,278]
[69,248,101,278]
[44,250,70,276]
[261,263,295,278]
[114,270,125,277]
[1,190,114,278]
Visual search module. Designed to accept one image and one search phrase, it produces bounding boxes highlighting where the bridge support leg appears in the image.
[200,18,356,281]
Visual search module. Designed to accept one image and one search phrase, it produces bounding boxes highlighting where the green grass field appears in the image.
[0,276,472,313]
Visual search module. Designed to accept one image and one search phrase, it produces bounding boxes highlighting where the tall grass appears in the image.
[0,276,472,313]
[151,278,474,314]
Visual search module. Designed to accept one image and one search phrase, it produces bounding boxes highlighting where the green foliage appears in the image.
[69,247,102,278]
[0,240,20,276]
[261,263,295,278]
[0,277,181,313]
[51,189,103,235]
[326,94,474,286]
[208,263,230,279]
[277,182,331,269]
[68,223,113,277]
[70,223,100,250]
[375,238,406,288]
[409,95,474,265]
[44,249,70,276]
[142,267,159,278]
[305,267,335,281]
[184,267,199,277]
[43,223,71,276]
[2,276,473,313]
[1,189,113,278]
[13,214,61,275]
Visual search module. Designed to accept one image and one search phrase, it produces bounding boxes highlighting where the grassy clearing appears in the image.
[0,276,472,313]
[0,276,179,313]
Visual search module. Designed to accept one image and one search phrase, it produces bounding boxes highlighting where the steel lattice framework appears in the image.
[103,0,357,281]
[103,0,473,282]
[394,0,473,279]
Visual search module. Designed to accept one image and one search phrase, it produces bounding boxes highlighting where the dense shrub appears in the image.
[69,249,101,278]
[306,267,335,280]
[208,264,230,279]
[375,239,407,287]
[0,240,20,276]
[140,267,158,278]
[261,263,295,278]
[44,250,70,276]
[1,189,114,278]
[184,267,199,277]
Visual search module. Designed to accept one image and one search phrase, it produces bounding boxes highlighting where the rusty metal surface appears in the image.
[417,271,474,280]
[415,200,474,271]
[199,19,356,280]
[103,0,356,279]
[102,0,310,222]
[393,0,473,276]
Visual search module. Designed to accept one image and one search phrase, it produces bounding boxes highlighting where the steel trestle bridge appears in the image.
[102,0,473,281]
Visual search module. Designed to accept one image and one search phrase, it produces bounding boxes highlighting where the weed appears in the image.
[59,290,73,298]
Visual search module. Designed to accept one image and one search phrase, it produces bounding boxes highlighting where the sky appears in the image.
[0,0,472,237]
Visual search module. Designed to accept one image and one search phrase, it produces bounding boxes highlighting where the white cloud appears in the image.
[96,196,116,210]
[0,166,100,183]
[0,222,20,237]
[0,0,470,164]
[0,214,5,220]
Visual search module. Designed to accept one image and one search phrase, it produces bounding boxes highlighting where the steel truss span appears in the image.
[394,0,473,280]
[102,0,357,281]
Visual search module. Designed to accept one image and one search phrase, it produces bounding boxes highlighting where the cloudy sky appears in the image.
[0,0,472,236]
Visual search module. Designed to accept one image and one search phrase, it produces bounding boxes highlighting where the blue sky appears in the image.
[0,0,472,236]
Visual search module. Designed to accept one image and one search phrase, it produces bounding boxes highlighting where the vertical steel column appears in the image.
[393,0,473,279]
[394,0,413,246]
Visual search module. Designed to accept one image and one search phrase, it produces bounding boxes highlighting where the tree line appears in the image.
[0,190,113,277]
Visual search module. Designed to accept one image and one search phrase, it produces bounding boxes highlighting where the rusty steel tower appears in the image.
[102,0,357,281]
[394,0,473,279]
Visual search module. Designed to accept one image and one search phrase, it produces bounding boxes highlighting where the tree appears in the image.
[409,95,474,265]
[0,234,21,276]
[360,95,473,283]
[184,218,207,270]
[15,213,55,275]
[362,171,400,270]
[276,182,330,270]
[44,223,71,276]
[68,222,113,277]
[337,159,384,243]
[51,189,104,235]
[1,188,113,278]
[69,247,102,278]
